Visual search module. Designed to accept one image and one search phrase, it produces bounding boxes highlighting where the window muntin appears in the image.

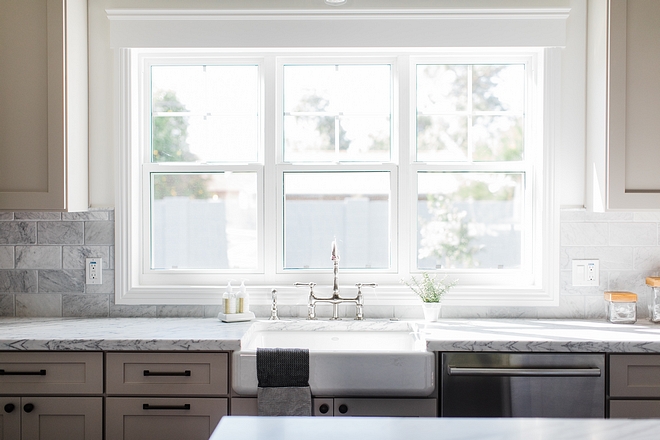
[282,64,392,163]
[416,64,525,162]
[283,171,391,270]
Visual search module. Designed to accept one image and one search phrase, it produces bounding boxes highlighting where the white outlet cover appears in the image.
[86,258,102,285]
[572,259,599,287]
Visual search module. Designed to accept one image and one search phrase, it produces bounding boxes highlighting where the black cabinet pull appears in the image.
[0,369,46,376]
[4,403,15,413]
[338,404,348,414]
[143,370,191,377]
[23,403,35,413]
[142,404,191,410]
[319,403,329,414]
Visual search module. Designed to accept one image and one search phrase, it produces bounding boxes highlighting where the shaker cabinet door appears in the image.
[21,397,102,440]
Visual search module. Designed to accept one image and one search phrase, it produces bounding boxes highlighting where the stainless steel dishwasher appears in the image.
[441,353,605,418]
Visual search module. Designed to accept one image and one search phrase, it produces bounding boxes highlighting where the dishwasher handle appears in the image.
[447,366,601,377]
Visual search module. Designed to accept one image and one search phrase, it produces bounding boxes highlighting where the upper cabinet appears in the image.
[0,0,88,212]
[587,0,660,211]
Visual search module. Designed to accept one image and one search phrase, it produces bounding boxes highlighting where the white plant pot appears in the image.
[422,302,441,322]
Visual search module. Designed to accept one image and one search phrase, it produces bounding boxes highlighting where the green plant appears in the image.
[403,272,457,303]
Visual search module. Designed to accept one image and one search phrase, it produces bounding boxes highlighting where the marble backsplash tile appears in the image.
[1,208,660,319]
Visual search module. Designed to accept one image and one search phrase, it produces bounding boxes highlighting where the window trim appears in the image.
[115,47,560,307]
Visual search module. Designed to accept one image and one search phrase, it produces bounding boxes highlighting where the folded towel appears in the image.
[257,348,311,416]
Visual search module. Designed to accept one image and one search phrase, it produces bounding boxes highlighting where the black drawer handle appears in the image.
[0,369,46,376]
[338,404,348,414]
[23,403,35,413]
[4,403,15,413]
[319,403,329,414]
[143,370,191,377]
[142,404,191,411]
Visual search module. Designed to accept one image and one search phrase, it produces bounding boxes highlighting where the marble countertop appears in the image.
[210,416,660,440]
[1,317,660,352]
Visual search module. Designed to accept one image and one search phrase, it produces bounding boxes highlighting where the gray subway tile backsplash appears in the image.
[1,208,660,318]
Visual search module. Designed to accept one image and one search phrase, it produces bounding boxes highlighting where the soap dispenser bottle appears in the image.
[237,280,249,314]
[224,282,235,314]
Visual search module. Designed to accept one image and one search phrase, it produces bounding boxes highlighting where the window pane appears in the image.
[472,115,523,161]
[472,65,525,112]
[151,65,259,163]
[151,172,258,270]
[283,64,391,162]
[417,172,523,270]
[284,172,390,269]
[416,64,525,162]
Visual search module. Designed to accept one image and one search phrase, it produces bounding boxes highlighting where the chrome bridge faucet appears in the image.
[295,240,377,320]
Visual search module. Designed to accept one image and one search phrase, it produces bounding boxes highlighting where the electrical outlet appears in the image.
[86,258,102,285]
[572,259,599,286]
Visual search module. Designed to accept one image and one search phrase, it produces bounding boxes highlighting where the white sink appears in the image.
[232,320,435,397]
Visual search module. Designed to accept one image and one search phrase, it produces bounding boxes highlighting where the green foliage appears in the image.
[403,272,457,303]
[296,95,349,151]
[419,193,481,268]
[151,90,210,200]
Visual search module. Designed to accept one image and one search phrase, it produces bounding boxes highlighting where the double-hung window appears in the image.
[117,48,556,306]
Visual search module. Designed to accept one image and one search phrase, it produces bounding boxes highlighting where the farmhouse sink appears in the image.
[231,320,435,397]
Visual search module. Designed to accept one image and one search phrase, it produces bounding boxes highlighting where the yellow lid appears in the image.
[646,277,660,287]
[604,291,637,302]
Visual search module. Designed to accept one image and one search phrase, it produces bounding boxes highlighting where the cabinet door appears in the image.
[334,398,437,417]
[610,354,660,398]
[0,0,87,211]
[588,0,660,210]
[21,397,102,440]
[106,397,227,440]
[0,397,20,440]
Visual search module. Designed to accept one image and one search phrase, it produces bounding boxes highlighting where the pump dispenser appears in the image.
[225,282,236,314]
[237,280,249,313]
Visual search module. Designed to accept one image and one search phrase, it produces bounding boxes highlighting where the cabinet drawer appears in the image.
[0,352,103,395]
[106,397,227,440]
[610,400,660,419]
[106,352,228,396]
[610,355,660,397]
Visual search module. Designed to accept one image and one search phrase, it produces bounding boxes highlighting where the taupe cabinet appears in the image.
[0,352,103,440]
[0,0,88,211]
[587,0,660,210]
[105,353,228,440]
[609,354,660,418]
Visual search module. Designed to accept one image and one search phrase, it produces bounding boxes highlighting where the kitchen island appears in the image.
[209,416,660,440]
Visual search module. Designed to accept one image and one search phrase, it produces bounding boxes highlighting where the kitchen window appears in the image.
[116,47,557,306]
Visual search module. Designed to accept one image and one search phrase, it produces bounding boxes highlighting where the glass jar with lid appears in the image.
[604,291,637,324]
[646,277,660,322]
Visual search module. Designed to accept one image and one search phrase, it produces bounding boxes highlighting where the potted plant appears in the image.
[403,272,457,322]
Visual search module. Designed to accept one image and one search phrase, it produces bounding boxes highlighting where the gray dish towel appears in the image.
[257,347,312,416]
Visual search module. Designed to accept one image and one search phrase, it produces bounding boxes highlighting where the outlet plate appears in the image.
[86,258,102,285]
[572,259,599,286]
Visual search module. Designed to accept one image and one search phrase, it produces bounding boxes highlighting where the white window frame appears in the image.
[111,8,565,308]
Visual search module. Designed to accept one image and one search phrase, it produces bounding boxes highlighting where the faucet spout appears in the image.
[331,239,340,298]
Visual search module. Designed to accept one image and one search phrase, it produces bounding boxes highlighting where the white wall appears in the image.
[87,0,585,208]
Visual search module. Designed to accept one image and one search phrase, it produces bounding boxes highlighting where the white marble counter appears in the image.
[1,317,660,352]
[210,416,660,440]
[0,318,251,351]
[421,319,660,353]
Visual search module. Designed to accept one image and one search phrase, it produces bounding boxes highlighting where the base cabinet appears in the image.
[0,396,102,440]
[106,397,227,440]
[105,352,230,440]
[609,354,660,418]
